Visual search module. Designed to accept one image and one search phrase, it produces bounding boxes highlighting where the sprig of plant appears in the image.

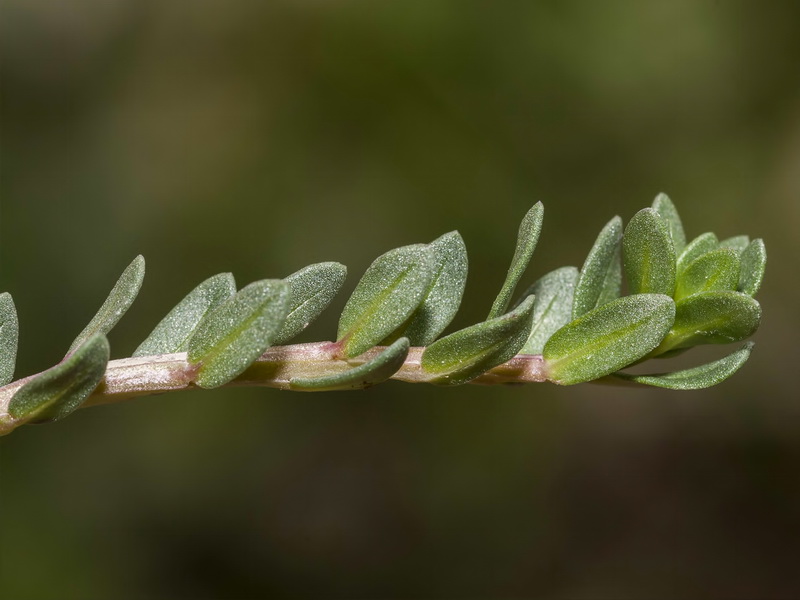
[0,194,766,435]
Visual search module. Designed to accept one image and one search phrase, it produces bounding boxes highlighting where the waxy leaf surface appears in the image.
[9,334,109,422]
[291,337,409,391]
[337,244,434,358]
[133,273,236,356]
[488,203,543,319]
[0,293,19,386]
[623,208,676,296]
[719,235,750,254]
[68,255,145,355]
[675,248,740,300]
[273,262,347,345]
[422,295,535,386]
[544,294,675,385]
[189,280,290,388]
[677,232,718,273]
[738,238,766,296]
[573,216,622,318]
[652,193,686,254]
[518,267,578,355]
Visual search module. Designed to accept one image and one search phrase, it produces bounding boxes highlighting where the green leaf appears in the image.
[9,334,109,423]
[677,232,718,273]
[719,235,750,254]
[544,294,675,385]
[337,244,435,358]
[652,193,686,254]
[133,273,236,357]
[68,255,145,355]
[188,280,290,388]
[0,293,19,386]
[654,291,761,354]
[738,238,766,296]
[573,216,622,318]
[674,248,740,300]
[518,266,578,355]
[614,342,754,390]
[273,262,347,345]
[422,295,536,386]
[623,208,676,296]
[290,337,410,391]
[488,202,544,319]
[384,231,468,346]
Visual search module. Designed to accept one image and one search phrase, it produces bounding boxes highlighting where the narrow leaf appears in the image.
[384,231,468,346]
[652,193,686,254]
[133,273,236,356]
[654,291,761,354]
[518,266,579,355]
[9,334,109,423]
[273,262,347,345]
[188,280,290,388]
[614,342,754,390]
[719,235,750,254]
[623,208,676,296]
[677,232,718,273]
[290,337,410,391]
[573,216,622,318]
[337,244,435,358]
[0,293,19,386]
[68,255,145,355]
[675,248,740,300]
[422,295,536,386]
[544,294,675,385]
[488,202,544,319]
[738,238,766,296]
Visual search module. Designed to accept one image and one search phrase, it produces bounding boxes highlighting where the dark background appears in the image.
[2,1,799,598]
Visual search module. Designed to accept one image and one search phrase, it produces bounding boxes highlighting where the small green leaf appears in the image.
[573,216,622,318]
[677,232,718,273]
[422,295,536,386]
[384,231,468,346]
[614,342,754,390]
[738,238,766,296]
[273,262,347,345]
[654,291,761,354]
[488,202,544,319]
[290,337,410,391]
[337,244,435,358]
[188,280,290,388]
[623,208,676,296]
[133,273,236,357]
[719,235,750,254]
[0,293,19,386]
[518,267,578,355]
[544,294,675,385]
[68,255,145,355]
[9,334,109,423]
[675,248,740,300]
[652,193,686,254]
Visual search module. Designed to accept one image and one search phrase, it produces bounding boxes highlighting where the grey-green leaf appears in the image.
[337,244,435,358]
[614,342,754,390]
[719,235,750,255]
[675,248,740,300]
[422,295,536,386]
[738,238,766,296]
[9,334,109,423]
[290,337,410,391]
[68,255,145,355]
[0,293,19,386]
[652,193,686,254]
[654,291,761,354]
[544,294,675,385]
[488,202,544,319]
[573,216,622,319]
[188,280,290,388]
[518,266,579,355]
[133,273,236,357]
[677,232,718,273]
[273,262,347,345]
[384,231,468,346]
[623,208,676,296]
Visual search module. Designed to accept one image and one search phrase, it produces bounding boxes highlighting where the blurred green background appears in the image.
[2,1,799,598]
